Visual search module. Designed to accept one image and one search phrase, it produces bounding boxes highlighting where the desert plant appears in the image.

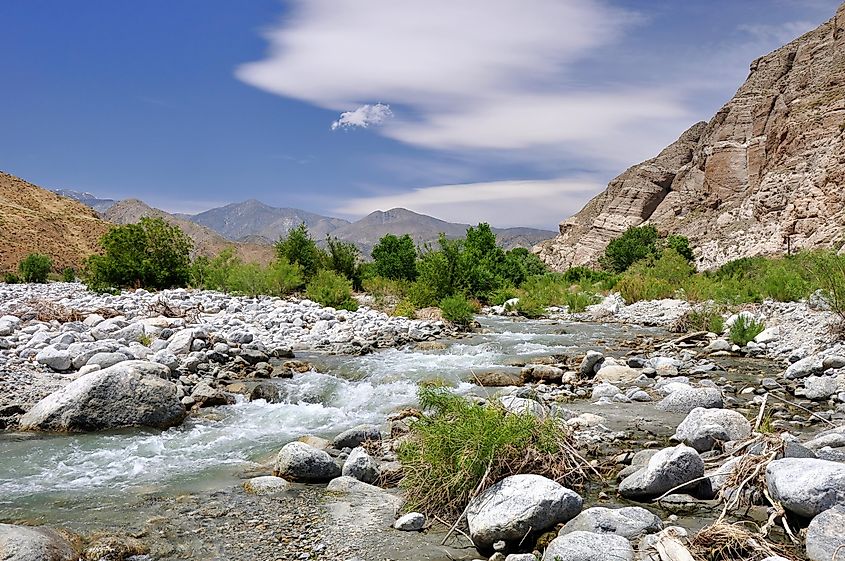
[306,269,358,311]
[397,384,595,518]
[61,267,76,282]
[393,298,417,318]
[3,272,21,284]
[371,233,418,281]
[85,217,192,291]
[728,315,765,346]
[19,253,52,283]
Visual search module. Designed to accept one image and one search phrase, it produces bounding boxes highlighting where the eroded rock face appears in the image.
[0,524,78,561]
[19,361,185,432]
[536,4,845,271]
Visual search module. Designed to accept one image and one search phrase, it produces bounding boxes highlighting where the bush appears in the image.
[19,253,52,283]
[601,225,660,273]
[615,249,694,303]
[325,236,363,290]
[306,269,358,311]
[371,233,418,281]
[729,315,765,346]
[500,247,547,286]
[397,385,592,517]
[4,272,21,284]
[811,252,845,324]
[393,299,417,318]
[687,307,725,333]
[86,218,192,291]
[275,224,324,281]
[489,286,518,306]
[62,267,76,282]
[439,294,475,326]
[515,295,546,318]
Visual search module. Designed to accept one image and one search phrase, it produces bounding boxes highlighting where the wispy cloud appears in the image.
[333,178,601,229]
[331,103,393,130]
[235,0,690,170]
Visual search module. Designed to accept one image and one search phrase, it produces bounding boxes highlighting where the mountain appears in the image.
[536,2,845,271]
[190,199,349,244]
[187,201,554,256]
[103,199,275,264]
[52,189,116,214]
[0,171,111,271]
[328,207,555,256]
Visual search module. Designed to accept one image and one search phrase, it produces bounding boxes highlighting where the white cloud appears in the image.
[331,103,393,130]
[235,0,692,169]
[333,178,601,229]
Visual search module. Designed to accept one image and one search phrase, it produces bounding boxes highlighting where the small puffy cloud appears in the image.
[331,103,393,131]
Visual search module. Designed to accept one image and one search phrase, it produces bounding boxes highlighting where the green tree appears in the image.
[500,247,547,286]
[325,236,363,290]
[86,217,192,290]
[371,233,418,281]
[19,253,52,283]
[601,225,660,273]
[275,224,323,281]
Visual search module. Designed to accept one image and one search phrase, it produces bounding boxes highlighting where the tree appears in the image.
[325,236,363,290]
[371,233,418,281]
[19,253,52,283]
[500,247,547,286]
[275,224,323,281]
[86,217,192,290]
[601,225,660,273]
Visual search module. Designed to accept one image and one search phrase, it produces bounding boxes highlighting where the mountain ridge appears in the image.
[535,2,845,271]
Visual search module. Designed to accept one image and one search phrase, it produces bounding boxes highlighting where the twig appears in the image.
[754,393,768,431]
[434,515,472,544]
[766,392,836,426]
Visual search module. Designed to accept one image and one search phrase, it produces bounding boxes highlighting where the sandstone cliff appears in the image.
[0,171,111,272]
[536,2,845,271]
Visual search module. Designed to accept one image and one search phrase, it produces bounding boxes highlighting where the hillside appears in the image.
[104,200,275,264]
[536,2,845,271]
[190,199,349,243]
[0,172,112,272]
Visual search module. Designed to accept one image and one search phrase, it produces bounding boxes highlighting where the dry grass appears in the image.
[689,522,799,561]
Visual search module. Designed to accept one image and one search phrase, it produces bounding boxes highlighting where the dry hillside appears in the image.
[0,171,111,272]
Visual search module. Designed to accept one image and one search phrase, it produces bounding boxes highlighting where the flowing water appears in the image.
[0,317,665,532]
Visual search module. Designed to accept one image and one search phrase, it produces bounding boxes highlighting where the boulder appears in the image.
[466,474,582,551]
[190,382,232,408]
[0,523,78,561]
[243,475,290,495]
[558,506,662,540]
[656,387,722,413]
[673,408,751,452]
[473,371,522,387]
[274,442,341,482]
[521,364,564,383]
[766,458,845,518]
[499,396,547,418]
[618,445,704,501]
[85,352,128,369]
[542,530,634,561]
[35,347,72,371]
[166,329,194,355]
[341,447,379,484]
[579,351,604,377]
[803,376,841,401]
[594,365,640,384]
[332,424,381,449]
[784,355,824,380]
[806,504,845,561]
[19,361,185,432]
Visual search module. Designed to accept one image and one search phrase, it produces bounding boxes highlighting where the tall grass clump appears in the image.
[728,315,765,346]
[398,385,595,517]
[517,274,599,314]
[810,251,845,327]
[439,294,476,326]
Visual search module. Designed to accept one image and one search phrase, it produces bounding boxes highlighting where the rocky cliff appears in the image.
[0,171,111,272]
[536,2,845,271]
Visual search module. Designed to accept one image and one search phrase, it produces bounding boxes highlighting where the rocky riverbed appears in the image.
[4,284,845,560]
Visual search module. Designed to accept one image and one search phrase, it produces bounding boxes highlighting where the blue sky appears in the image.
[1,0,839,229]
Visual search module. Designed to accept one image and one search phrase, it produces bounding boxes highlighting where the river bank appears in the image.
[3,285,845,560]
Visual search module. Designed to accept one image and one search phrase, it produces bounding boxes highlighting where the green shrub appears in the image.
[489,286,518,306]
[560,290,599,313]
[371,233,418,281]
[439,294,475,326]
[515,295,546,318]
[500,247,547,286]
[398,385,589,517]
[393,299,417,318]
[275,224,324,280]
[601,225,660,273]
[267,259,304,296]
[666,235,694,262]
[729,315,765,346]
[324,236,363,290]
[615,249,694,303]
[809,251,845,324]
[62,267,76,282]
[684,306,726,333]
[85,218,192,291]
[3,272,21,284]
[306,269,358,311]
[19,253,52,283]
